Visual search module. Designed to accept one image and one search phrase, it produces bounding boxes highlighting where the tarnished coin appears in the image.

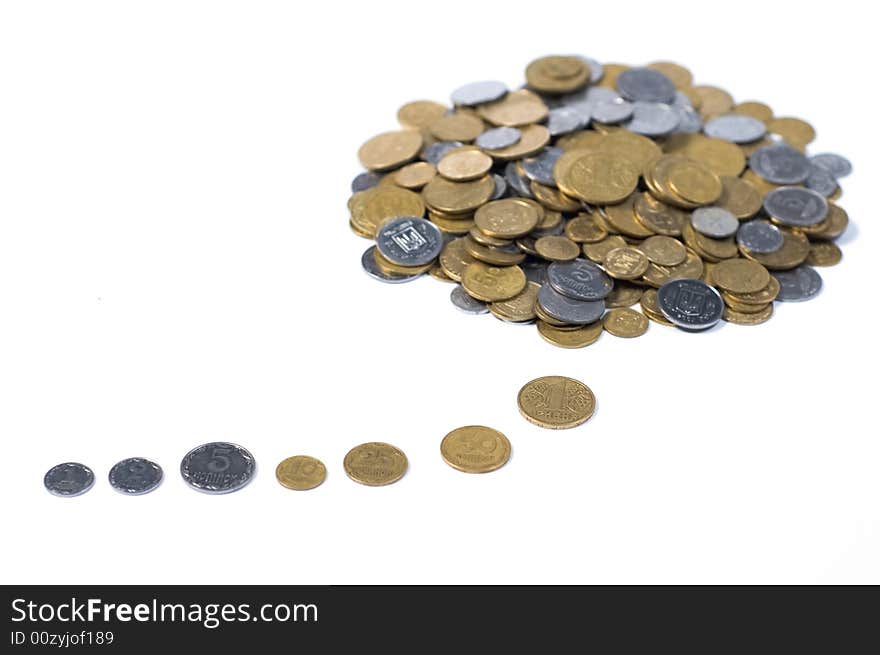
[451,80,508,106]
[603,247,649,280]
[474,198,540,238]
[657,279,724,330]
[603,308,649,337]
[440,426,511,473]
[490,281,540,322]
[275,455,326,491]
[691,206,739,238]
[736,220,784,254]
[517,375,596,429]
[772,266,823,302]
[376,217,444,266]
[535,235,580,262]
[616,67,676,104]
[462,262,526,302]
[547,258,613,301]
[344,442,408,487]
[438,149,493,182]
[712,258,770,294]
[362,246,423,284]
[704,114,766,143]
[44,462,95,497]
[537,283,605,324]
[526,55,591,94]
[640,235,687,266]
[809,153,852,179]
[451,284,489,314]
[764,187,828,227]
[180,442,255,494]
[476,126,521,150]
[109,457,163,495]
[749,144,810,184]
[806,241,842,267]
[358,130,423,171]
[559,152,639,204]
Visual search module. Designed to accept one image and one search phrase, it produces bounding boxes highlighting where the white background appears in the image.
[1,0,877,585]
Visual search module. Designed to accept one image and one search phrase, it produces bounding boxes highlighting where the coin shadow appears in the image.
[834,219,858,247]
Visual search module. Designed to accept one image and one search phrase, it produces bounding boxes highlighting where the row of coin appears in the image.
[43,377,595,496]
[351,55,851,344]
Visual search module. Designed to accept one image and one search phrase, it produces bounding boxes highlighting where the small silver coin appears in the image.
[521,147,563,186]
[624,102,680,137]
[736,220,784,254]
[376,217,444,266]
[772,266,823,302]
[546,107,586,136]
[674,106,703,134]
[109,457,163,495]
[616,67,676,104]
[704,114,767,143]
[491,173,508,200]
[476,126,521,150]
[351,171,382,193]
[560,86,620,121]
[657,279,724,330]
[805,165,839,197]
[547,258,614,301]
[537,284,605,325]
[505,161,534,198]
[451,80,508,107]
[180,442,255,494]
[809,153,852,179]
[763,187,828,227]
[691,206,739,238]
[423,141,464,165]
[450,285,489,314]
[361,246,423,284]
[591,99,635,124]
[44,462,95,497]
[522,259,548,284]
[749,144,811,184]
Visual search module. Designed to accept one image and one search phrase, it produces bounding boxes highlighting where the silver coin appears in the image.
[736,220,784,254]
[749,144,810,184]
[772,266,822,302]
[504,161,534,198]
[624,102,680,137]
[376,217,444,266]
[537,284,605,325]
[180,442,255,494]
[44,462,95,497]
[576,55,604,83]
[451,80,508,107]
[423,141,464,165]
[361,246,423,284]
[491,173,508,200]
[351,171,382,193]
[109,457,163,495]
[547,258,614,301]
[476,126,521,150]
[560,86,619,121]
[763,187,828,227]
[657,279,724,330]
[546,107,586,136]
[805,164,839,197]
[616,67,676,104]
[691,206,739,238]
[450,285,489,314]
[672,90,694,109]
[704,114,766,143]
[591,99,634,124]
[522,259,548,284]
[809,153,852,179]
[521,147,563,186]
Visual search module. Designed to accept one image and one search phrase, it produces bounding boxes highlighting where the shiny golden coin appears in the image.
[358,130,423,171]
[722,275,780,305]
[557,131,607,152]
[440,426,511,474]
[640,288,675,326]
[465,237,526,266]
[429,112,484,142]
[600,196,653,238]
[437,149,493,181]
[478,89,549,127]
[397,100,448,130]
[732,101,773,123]
[664,133,746,177]
[423,174,494,214]
[394,161,437,189]
[349,218,373,239]
[490,281,540,322]
[344,442,408,487]
[603,308,649,338]
[692,85,734,118]
[806,241,842,267]
[525,55,590,94]
[429,263,455,283]
[716,175,762,219]
[647,61,693,88]
[583,235,628,263]
[640,235,687,266]
[565,213,608,243]
[603,247,649,280]
[439,237,478,281]
[529,180,581,212]
[633,192,687,236]
[767,116,815,146]
[723,303,774,326]
[642,250,704,287]
[711,258,770,294]
[665,158,723,205]
[742,229,810,270]
[351,186,426,237]
[461,261,526,302]
[561,152,639,205]
[604,281,644,308]
[535,235,580,262]
[474,198,540,238]
[483,123,550,160]
[275,455,327,491]
[517,375,596,429]
[601,130,664,170]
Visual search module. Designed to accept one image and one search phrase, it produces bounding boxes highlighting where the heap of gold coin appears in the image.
[351,56,851,347]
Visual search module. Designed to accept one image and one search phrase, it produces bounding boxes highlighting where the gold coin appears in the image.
[640,288,675,326]
[464,236,526,266]
[474,198,540,238]
[344,442,408,487]
[604,281,643,308]
[429,263,455,283]
[691,85,734,118]
[397,100,448,129]
[665,158,723,205]
[482,123,550,160]
[535,235,580,261]
[351,186,426,237]
[394,161,436,189]
[583,235,628,263]
[349,218,373,239]
[537,321,603,348]
[469,225,511,247]
[722,275,780,305]
[529,180,581,212]
[490,281,540,322]
[806,241,842,267]
[440,426,511,473]
[633,192,687,236]
[461,261,526,301]
[802,202,848,241]
[663,133,746,177]
[517,375,596,429]
[732,101,773,123]
[640,235,687,266]
[603,308,649,337]
[602,195,655,238]
[437,149,493,181]
[439,237,478,281]
[711,258,771,294]
[557,131,607,151]
[565,213,608,243]
[766,116,815,146]
[560,152,639,205]
[716,175,762,219]
[423,174,494,214]
[275,455,327,491]
[642,250,704,287]
[534,205,559,230]
[478,89,549,127]
[742,229,810,270]
[681,221,739,262]
[647,61,693,88]
[429,112,484,142]
[723,303,773,326]
[602,130,663,170]
[525,55,590,94]
[603,247,649,280]
[428,210,474,235]
[358,130,423,171]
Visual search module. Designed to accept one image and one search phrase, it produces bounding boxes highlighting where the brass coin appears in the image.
[681,221,739,262]
[461,261,526,301]
[640,289,675,326]
[351,186,426,237]
[716,175,763,219]
[806,241,842,267]
[394,161,437,189]
[517,375,596,429]
[732,101,773,123]
[664,133,746,177]
[691,85,734,118]
[603,308,649,338]
[439,237,478,281]
[489,281,540,322]
[565,213,609,243]
[597,63,629,89]
[601,195,655,238]
[437,149,493,182]
[665,158,723,205]
[605,281,644,308]
[535,235,580,262]
[429,112,484,142]
[529,181,582,212]
[478,89,549,127]
[464,236,526,266]
[640,235,687,266]
[358,130,423,171]
[802,202,848,241]
[469,225,511,247]
[373,249,435,276]
[428,210,474,235]
[722,275,780,305]
[583,235,628,263]
[602,130,663,170]
[397,100,448,130]
[525,55,591,94]
[474,198,540,238]
[483,123,550,160]
[766,116,816,146]
[723,303,774,326]
[641,250,704,287]
[275,455,327,491]
[440,426,511,474]
[535,206,561,230]
[633,192,687,237]
[560,152,639,205]
[711,258,771,294]
[647,61,693,88]
[423,174,495,214]
[429,263,455,283]
[344,442,408,487]
[603,247,649,280]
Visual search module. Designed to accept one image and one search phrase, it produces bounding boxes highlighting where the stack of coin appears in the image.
[351,56,852,346]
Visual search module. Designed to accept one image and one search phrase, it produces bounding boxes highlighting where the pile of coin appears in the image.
[351,56,852,346]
